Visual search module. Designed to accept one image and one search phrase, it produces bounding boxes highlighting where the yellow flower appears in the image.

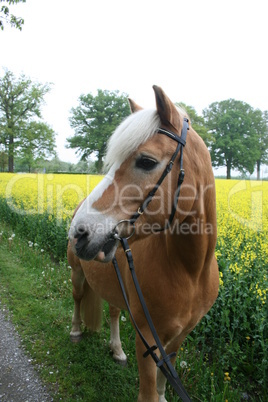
[0,175,267,309]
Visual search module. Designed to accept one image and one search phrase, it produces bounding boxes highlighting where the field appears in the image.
[0,173,267,401]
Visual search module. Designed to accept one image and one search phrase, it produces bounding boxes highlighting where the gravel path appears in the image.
[0,302,53,402]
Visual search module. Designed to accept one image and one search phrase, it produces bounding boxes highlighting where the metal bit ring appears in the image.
[112,219,136,240]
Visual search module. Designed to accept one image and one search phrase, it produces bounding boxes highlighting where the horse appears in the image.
[67,85,219,402]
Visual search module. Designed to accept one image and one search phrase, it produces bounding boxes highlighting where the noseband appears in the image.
[112,117,192,402]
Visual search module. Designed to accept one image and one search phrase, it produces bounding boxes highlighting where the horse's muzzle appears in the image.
[70,224,119,262]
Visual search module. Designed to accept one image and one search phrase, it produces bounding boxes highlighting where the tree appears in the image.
[0,0,26,30]
[203,99,260,179]
[0,70,51,172]
[17,121,56,172]
[67,89,130,172]
[253,110,268,180]
[0,149,8,171]
[176,102,213,147]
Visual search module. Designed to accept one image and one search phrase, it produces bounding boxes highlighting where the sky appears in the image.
[1,0,268,172]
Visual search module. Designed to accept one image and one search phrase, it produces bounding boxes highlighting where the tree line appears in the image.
[0,69,267,179]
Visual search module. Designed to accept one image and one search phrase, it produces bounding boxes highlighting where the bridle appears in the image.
[113,117,189,237]
[111,117,192,401]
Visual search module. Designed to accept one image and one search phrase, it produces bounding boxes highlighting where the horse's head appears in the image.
[68,86,211,262]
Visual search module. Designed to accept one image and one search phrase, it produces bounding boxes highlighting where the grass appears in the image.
[0,222,266,401]
[0,224,139,401]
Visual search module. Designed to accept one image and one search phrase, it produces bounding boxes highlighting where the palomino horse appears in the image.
[68,86,219,402]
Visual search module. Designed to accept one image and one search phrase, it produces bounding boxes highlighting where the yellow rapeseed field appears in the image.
[0,173,267,304]
[1,174,267,227]
[215,179,267,305]
[0,173,103,221]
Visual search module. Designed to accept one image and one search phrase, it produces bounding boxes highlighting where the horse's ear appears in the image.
[128,98,143,113]
[153,85,180,129]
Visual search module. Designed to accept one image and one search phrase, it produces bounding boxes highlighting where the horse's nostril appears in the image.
[74,224,88,239]
[75,230,90,254]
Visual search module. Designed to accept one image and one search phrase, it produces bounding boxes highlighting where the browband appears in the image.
[157,123,188,146]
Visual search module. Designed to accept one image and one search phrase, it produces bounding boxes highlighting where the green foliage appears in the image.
[0,69,53,172]
[203,99,267,179]
[67,89,130,172]
[0,0,26,31]
[0,197,68,260]
[255,110,268,179]
[0,149,7,171]
[176,102,213,147]
[188,231,267,400]
[0,227,138,401]
[17,121,56,172]
[41,156,73,174]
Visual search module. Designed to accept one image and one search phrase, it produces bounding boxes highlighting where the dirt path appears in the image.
[0,302,53,402]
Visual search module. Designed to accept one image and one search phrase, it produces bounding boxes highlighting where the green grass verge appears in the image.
[0,225,138,401]
[0,221,266,401]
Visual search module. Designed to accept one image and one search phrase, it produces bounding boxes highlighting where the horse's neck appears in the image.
[170,137,217,275]
[165,197,217,276]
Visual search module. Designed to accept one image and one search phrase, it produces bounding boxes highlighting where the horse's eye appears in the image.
[136,156,158,171]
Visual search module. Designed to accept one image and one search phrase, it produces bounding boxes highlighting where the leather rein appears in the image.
[111,117,192,401]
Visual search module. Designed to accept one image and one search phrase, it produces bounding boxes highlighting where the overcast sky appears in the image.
[1,0,268,168]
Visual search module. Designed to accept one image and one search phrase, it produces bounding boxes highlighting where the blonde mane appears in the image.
[104,109,161,170]
[104,106,188,170]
